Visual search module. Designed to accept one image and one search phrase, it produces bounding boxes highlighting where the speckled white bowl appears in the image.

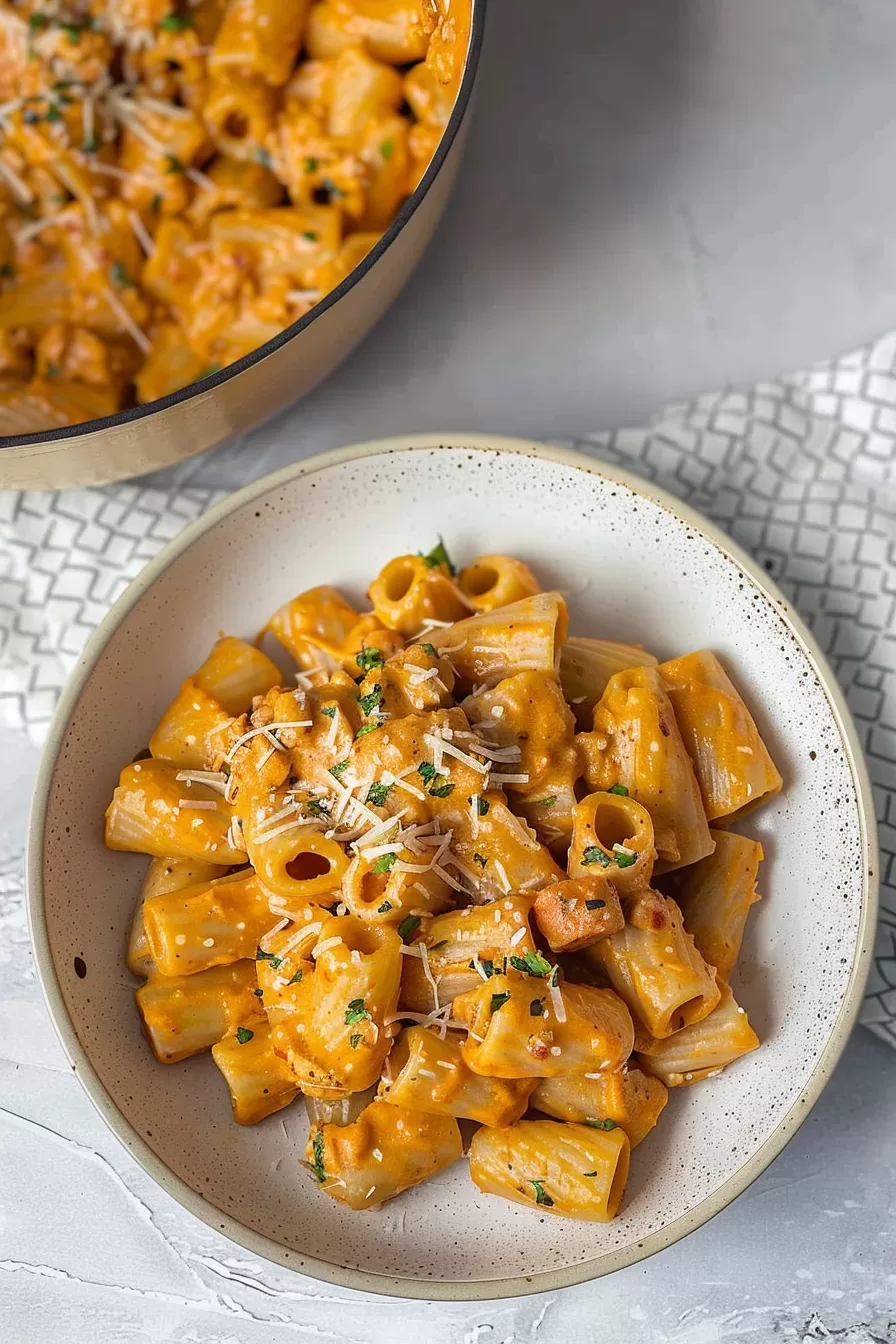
[28,435,878,1300]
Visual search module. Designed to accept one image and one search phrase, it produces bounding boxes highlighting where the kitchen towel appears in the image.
[1,331,894,1046]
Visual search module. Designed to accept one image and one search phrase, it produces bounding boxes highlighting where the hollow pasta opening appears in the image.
[383,560,417,603]
[463,563,499,598]
[223,110,250,140]
[590,799,637,853]
[286,851,332,882]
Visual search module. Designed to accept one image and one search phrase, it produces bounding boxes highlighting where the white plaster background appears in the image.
[3,0,896,1339]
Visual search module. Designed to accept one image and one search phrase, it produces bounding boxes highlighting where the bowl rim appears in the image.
[1,5,487,453]
[26,433,879,1301]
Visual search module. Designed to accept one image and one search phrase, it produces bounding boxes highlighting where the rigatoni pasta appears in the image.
[109,538,779,1222]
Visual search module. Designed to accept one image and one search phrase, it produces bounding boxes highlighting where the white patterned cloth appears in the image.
[1,334,894,1047]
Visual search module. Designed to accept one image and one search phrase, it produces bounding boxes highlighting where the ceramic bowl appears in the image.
[28,434,878,1299]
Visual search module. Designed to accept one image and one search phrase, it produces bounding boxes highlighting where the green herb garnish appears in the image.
[419,538,455,575]
[531,1180,553,1207]
[109,260,134,288]
[303,156,319,173]
[166,154,185,174]
[614,851,637,868]
[235,1026,254,1044]
[509,950,553,978]
[312,1129,326,1182]
[530,998,544,1016]
[356,647,383,674]
[582,846,611,868]
[159,12,194,29]
[304,798,330,818]
[28,12,50,30]
[583,1171,598,1178]
[469,957,497,978]
[320,704,336,718]
[358,684,382,715]
[490,991,511,1013]
[287,969,304,985]
[256,947,282,968]
[380,139,394,159]
[377,901,392,913]
[585,898,606,910]
[330,759,350,778]
[397,915,421,940]
[194,365,219,381]
[344,998,369,1025]
[60,22,82,41]
[477,797,490,816]
[82,133,97,152]
[302,229,318,241]
[534,796,557,808]
[366,781,391,806]
[418,761,437,784]
[355,722,379,739]
[420,642,436,657]
[46,362,60,379]
[372,852,398,875]
[585,1118,617,1131]
[429,780,455,799]
[350,1033,363,1049]
[151,193,163,213]
[473,853,487,868]
[608,783,629,796]
[322,177,344,199]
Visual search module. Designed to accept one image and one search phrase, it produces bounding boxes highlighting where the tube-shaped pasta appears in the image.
[379,1027,536,1125]
[569,791,656,896]
[532,1068,668,1149]
[455,971,634,1079]
[559,637,659,731]
[635,981,759,1086]
[208,0,313,86]
[342,850,453,924]
[244,807,348,904]
[307,1100,462,1209]
[671,830,763,981]
[577,667,715,871]
[367,553,470,636]
[272,916,401,1093]
[461,670,578,797]
[128,856,225,977]
[430,593,569,690]
[149,679,233,770]
[659,650,783,821]
[143,870,275,976]
[458,555,541,612]
[305,0,429,65]
[469,1119,630,1222]
[399,895,538,1013]
[212,1020,301,1125]
[585,894,721,1039]
[136,960,261,1063]
[266,584,360,670]
[533,873,625,954]
[356,644,455,720]
[105,761,243,865]
[338,613,405,677]
[194,637,282,716]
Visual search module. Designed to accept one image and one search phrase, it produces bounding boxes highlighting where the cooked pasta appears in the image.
[0,0,472,433]
[107,540,780,1221]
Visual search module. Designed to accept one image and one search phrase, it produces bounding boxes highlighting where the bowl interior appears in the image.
[33,439,870,1296]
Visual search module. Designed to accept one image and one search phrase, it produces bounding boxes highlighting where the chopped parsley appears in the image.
[534,796,557,808]
[366,781,392,806]
[194,365,219,381]
[302,229,318,241]
[287,968,304,985]
[509,950,553,977]
[28,12,50,30]
[60,21,82,41]
[420,642,437,657]
[585,898,606,910]
[489,991,511,1013]
[582,845,611,868]
[615,850,637,868]
[45,104,62,122]
[344,998,370,1025]
[428,780,455,799]
[355,722,379,739]
[312,1129,326,1183]
[330,759,350,778]
[349,1033,363,1049]
[303,156,319,173]
[82,132,97,152]
[530,997,544,1016]
[377,901,392,913]
[151,193,163,213]
[531,1179,553,1207]
[159,12,194,29]
[473,853,487,867]
[419,538,455,575]
[583,1171,598,1178]
[166,154,185,174]
[357,684,382,715]
[585,1117,617,1131]
[356,647,383,674]
[256,147,273,168]
[417,761,437,784]
[470,957,497,977]
[235,1026,254,1044]
[304,798,330,819]
[322,177,344,199]
[608,783,629,796]
[46,362,60,379]
[477,797,490,816]
[109,260,134,289]
[256,947,282,968]
[320,704,336,718]
[380,139,394,159]
[397,915,421,940]
[372,852,398,875]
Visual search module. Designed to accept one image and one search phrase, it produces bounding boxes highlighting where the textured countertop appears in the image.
[3,1,896,1339]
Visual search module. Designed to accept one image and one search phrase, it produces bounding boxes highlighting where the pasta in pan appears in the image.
[107,540,780,1222]
[0,0,471,433]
